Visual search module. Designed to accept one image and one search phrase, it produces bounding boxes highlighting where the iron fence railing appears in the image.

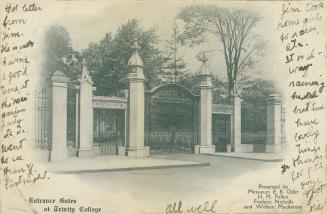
[146,131,194,154]
[212,114,231,152]
[241,102,267,144]
[281,106,286,144]
[67,86,77,150]
[93,108,125,155]
[34,87,51,150]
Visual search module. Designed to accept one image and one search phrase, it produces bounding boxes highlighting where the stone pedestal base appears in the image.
[281,143,289,152]
[234,144,253,153]
[265,144,282,153]
[50,149,68,162]
[227,144,232,152]
[127,146,149,158]
[78,149,94,158]
[35,149,50,162]
[227,144,282,153]
[93,146,100,156]
[199,145,215,154]
[194,145,200,154]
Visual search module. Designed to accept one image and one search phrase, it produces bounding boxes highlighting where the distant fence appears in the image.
[241,102,267,144]
[281,106,286,144]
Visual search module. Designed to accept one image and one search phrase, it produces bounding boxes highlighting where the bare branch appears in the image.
[177,6,264,93]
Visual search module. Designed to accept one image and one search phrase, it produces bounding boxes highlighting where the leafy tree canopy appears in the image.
[177,73,230,104]
[42,25,76,83]
[179,74,278,105]
[161,23,188,83]
[177,5,265,95]
[83,19,166,96]
[240,79,280,104]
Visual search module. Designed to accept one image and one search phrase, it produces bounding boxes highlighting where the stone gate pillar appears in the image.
[127,39,149,158]
[232,95,242,152]
[197,53,215,154]
[78,61,94,157]
[50,71,69,162]
[266,94,282,153]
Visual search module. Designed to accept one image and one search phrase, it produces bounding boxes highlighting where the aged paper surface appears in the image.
[0,0,326,213]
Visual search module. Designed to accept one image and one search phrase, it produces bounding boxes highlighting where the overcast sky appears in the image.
[40,0,283,86]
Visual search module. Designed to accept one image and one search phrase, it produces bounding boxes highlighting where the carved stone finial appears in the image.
[82,58,87,66]
[80,60,93,84]
[131,37,141,51]
[128,37,143,68]
[197,51,208,63]
[197,51,210,76]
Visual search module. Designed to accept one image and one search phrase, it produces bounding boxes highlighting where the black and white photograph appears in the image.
[0,0,326,213]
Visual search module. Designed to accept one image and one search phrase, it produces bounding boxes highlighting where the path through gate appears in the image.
[212,114,231,152]
[93,109,125,155]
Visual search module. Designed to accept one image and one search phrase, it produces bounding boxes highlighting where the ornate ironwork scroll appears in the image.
[145,84,199,154]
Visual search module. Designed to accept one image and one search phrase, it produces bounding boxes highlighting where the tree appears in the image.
[83,19,166,95]
[177,73,198,93]
[42,25,74,84]
[212,76,230,104]
[177,5,265,96]
[240,79,280,104]
[177,73,231,104]
[161,22,188,83]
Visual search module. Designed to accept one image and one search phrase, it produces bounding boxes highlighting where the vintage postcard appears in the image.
[0,0,326,213]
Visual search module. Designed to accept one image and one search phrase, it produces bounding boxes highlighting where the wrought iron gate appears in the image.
[67,86,77,156]
[212,114,231,152]
[93,109,125,155]
[145,84,198,154]
[241,102,267,144]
